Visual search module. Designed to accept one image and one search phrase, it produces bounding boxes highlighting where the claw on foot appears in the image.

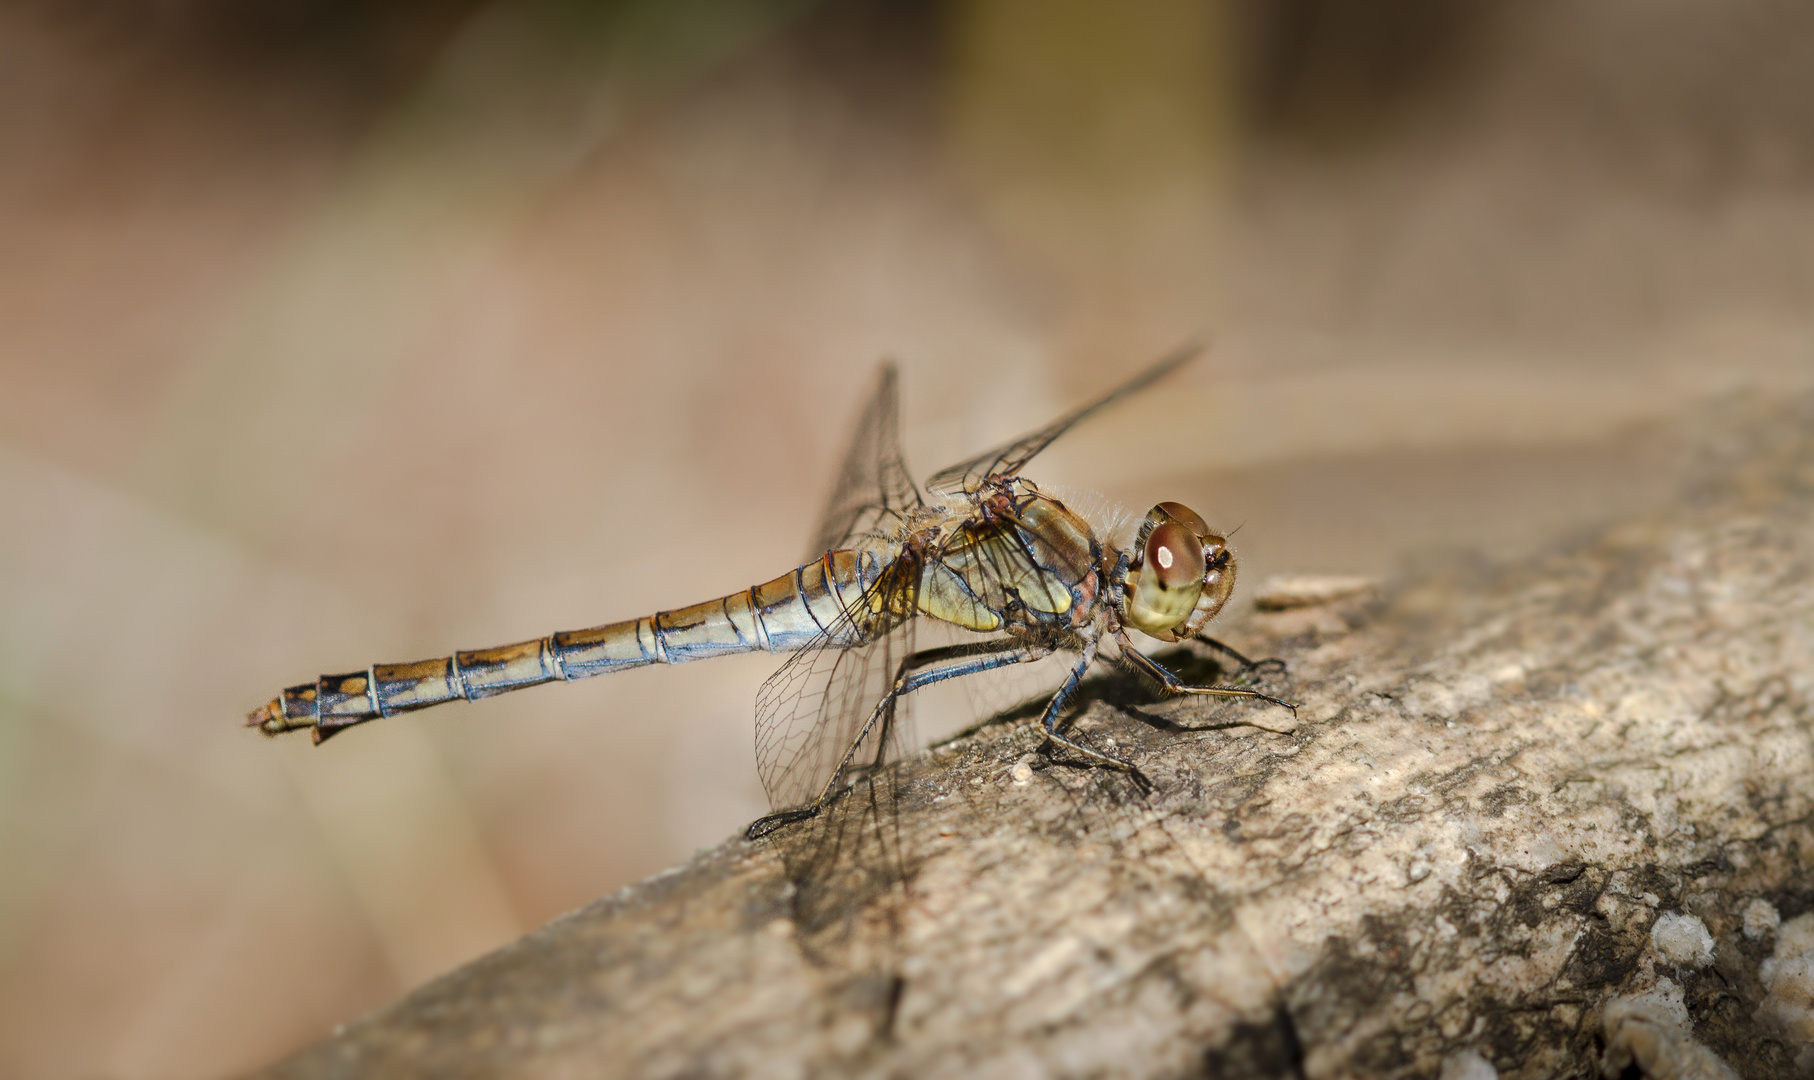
[746,806,820,841]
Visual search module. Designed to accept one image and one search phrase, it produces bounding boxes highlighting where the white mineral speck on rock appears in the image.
[1601,995,1741,1080]
[1620,978,1691,1031]
[1651,912,1715,968]
[1743,898,1782,940]
[1438,1048,1497,1080]
[1760,913,1814,1059]
[1776,912,1814,959]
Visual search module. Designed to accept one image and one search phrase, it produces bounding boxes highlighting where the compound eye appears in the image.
[1155,501,1210,537]
[1126,521,1207,638]
[1145,522,1204,590]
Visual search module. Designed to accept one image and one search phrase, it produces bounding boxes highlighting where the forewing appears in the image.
[807,362,924,560]
[924,343,1200,496]
[754,567,919,813]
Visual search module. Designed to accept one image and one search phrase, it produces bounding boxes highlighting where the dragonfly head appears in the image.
[1118,501,1236,641]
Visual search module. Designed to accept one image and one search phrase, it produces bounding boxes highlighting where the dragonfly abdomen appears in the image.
[248,550,880,743]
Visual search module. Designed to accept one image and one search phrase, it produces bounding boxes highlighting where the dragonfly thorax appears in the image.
[1117,501,1236,641]
[913,489,1100,634]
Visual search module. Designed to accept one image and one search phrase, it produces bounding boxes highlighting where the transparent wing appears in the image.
[923,343,1200,497]
[754,564,920,813]
[807,362,924,561]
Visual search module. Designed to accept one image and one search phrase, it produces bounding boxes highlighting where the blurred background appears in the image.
[3,0,1813,1075]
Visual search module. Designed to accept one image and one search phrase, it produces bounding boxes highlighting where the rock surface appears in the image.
[257,397,1814,1080]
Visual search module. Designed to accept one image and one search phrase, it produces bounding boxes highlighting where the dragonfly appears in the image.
[247,346,1294,839]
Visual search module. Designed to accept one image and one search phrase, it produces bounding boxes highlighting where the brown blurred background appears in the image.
[2,0,1812,1075]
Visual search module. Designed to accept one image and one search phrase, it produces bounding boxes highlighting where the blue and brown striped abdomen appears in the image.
[249,550,881,743]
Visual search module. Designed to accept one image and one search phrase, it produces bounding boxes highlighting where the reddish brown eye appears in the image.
[1156,501,1210,537]
[1145,522,1203,590]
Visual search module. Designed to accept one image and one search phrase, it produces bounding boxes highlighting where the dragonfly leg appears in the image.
[746,639,1048,840]
[1194,633,1287,675]
[1038,643,1151,790]
[1120,631,1298,714]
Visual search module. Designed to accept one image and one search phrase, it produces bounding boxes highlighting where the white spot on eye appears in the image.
[1156,545,1174,570]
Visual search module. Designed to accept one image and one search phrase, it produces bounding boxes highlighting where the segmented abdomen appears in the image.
[249,550,880,743]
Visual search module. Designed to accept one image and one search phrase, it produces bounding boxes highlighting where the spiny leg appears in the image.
[1036,641,1150,791]
[746,639,1048,840]
[820,640,1048,796]
[1118,631,1298,717]
[1194,633,1287,676]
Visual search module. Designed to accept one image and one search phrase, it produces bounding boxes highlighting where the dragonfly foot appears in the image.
[746,806,821,841]
[1042,731,1152,793]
